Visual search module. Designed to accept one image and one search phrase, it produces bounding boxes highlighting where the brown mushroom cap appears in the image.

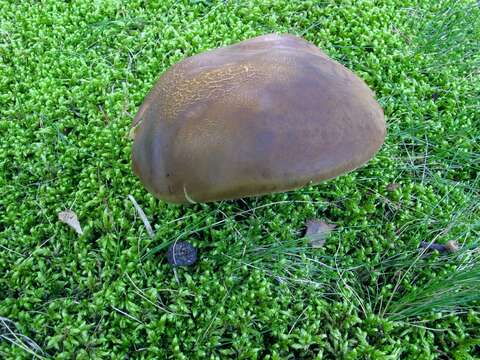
[131,33,386,204]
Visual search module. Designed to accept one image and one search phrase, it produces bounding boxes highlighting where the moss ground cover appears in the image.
[1,0,479,358]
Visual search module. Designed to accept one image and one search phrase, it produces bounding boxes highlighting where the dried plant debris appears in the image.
[58,209,83,235]
[167,241,198,266]
[304,219,336,248]
[420,240,459,253]
[0,317,44,357]
[128,194,154,238]
[387,183,400,192]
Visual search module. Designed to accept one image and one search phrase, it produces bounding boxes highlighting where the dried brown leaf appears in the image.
[304,219,336,248]
[387,183,400,192]
[58,209,83,235]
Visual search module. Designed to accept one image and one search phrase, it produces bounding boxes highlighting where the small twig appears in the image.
[173,268,180,284]
[0,244,24,257]
[111,306,143,324]
[288,306,309,335]
[128,195,154,238]
[0,317,45,359]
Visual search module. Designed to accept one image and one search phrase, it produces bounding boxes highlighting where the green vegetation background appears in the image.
[1,0,479,358]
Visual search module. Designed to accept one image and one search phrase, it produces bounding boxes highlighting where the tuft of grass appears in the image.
[384,253,480,321]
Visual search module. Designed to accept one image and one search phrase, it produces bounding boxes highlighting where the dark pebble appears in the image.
[167,241,198,266]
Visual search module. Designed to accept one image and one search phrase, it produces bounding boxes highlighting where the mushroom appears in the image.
[131,33,386,204]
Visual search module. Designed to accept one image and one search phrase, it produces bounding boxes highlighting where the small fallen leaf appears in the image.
[387,183,400,192]
[58,209,83,235]
[304,219,336,248]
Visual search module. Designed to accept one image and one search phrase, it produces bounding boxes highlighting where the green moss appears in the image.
[1,0,479,358]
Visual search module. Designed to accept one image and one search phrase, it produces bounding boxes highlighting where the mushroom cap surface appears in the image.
[132,33,386,204]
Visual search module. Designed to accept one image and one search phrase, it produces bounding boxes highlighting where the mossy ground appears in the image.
[1,0,479,358]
